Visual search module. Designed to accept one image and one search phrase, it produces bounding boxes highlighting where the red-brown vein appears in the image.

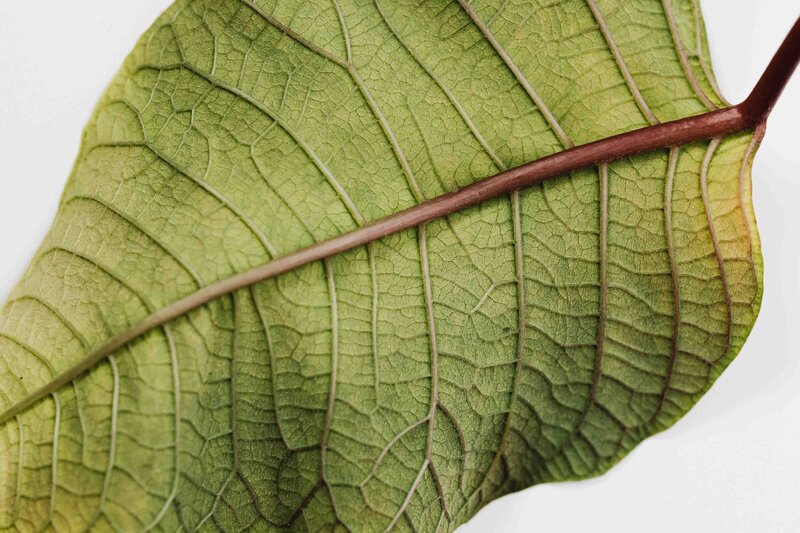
[1,13,798,426]
[653,147,682,423]
[700,139,733,362]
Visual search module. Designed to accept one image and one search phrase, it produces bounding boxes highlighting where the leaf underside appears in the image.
[0,0,762,531]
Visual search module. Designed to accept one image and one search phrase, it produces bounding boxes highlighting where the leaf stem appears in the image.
[1,15,798,427]
[740,16,800,126]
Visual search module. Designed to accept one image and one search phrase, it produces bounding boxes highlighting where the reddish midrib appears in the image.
[0,15,797,427]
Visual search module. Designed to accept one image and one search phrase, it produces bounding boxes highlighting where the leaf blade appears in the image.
[0,1,766,530]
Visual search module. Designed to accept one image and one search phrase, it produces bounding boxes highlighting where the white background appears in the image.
[0,2,797,531]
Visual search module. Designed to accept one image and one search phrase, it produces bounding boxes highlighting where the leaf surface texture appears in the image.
[0,0,762,531]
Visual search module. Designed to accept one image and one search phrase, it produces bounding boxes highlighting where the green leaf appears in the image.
[0,0,763,530]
